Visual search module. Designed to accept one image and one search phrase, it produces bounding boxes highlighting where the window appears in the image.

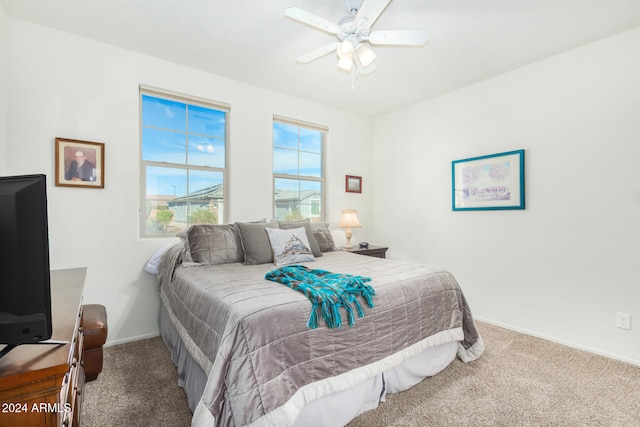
[273,116,326,222]
[140,87,228,236]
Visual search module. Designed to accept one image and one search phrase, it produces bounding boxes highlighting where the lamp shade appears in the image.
[357,44,376,68]
[339,209,362,228]
[337,40,354,72]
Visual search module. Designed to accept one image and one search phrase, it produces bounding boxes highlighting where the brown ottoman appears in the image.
[82,304,108,382]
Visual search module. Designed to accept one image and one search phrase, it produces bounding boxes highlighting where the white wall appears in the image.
[371,26,640,364]
[0,3,7,174]
[6,14,638,365]
[5,18,372,344]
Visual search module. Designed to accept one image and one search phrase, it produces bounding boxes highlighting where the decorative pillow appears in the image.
[277,219,322,258]
[310,222,338,252]
[177,224,244,265]
[236,221,279,265]
[265,227,315,266]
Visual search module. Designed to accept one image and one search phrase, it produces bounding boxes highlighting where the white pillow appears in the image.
[144,242,177,274]
[265,227,315,266]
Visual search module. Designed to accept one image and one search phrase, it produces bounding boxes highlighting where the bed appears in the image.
[153,221,484,427]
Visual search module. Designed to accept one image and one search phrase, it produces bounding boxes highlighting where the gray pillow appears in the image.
[311,222,338,252]
[179,224,244,265]
[236,221,279,265]
[176,229,194,262]
[278,219,322,257]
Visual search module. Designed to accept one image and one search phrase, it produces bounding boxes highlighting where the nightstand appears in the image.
[344,245,388,258]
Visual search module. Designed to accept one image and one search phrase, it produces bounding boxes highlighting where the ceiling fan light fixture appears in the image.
[338,40,354,58]
[337,55,354,72]
[286,0,429,77]
[357,43,376,68]
[337,40,355,72]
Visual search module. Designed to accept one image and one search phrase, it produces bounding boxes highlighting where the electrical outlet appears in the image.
[616,312,631,330]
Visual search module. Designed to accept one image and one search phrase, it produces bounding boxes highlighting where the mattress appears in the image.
[157,244,484,426]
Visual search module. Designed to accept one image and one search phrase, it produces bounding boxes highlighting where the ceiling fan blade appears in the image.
[368,29,430,46]
[354,0,392,30]
[285,7,341,35]
[296,42,340,64]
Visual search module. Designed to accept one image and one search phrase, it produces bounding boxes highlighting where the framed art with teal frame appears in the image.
[452,149,525,211]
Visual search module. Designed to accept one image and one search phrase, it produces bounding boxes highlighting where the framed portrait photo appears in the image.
[452,149,524,211]
[55,137,105,188]
[345,175,362,193]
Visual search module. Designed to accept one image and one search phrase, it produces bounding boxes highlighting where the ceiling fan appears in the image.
[285,0,429,76]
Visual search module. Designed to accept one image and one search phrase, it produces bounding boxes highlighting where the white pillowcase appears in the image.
[265,227,315,266]
[144,242,178,274]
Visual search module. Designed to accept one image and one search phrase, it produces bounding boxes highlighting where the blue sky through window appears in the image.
[142,95,226,196]
[273,122,322,177]
[273,120,324,221]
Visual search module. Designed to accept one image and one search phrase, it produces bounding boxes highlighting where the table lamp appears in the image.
[339,209,362,249]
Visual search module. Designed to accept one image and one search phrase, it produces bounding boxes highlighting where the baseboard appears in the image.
[474,316,640,367]
[104,331,160,348]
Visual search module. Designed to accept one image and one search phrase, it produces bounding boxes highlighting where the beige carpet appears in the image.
[82,322,640,426]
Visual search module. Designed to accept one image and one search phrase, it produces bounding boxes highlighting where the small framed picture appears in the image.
[452,149,524,211]
[55,137,105,188]
[345,175,362,193]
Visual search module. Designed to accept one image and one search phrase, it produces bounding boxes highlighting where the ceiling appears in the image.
[3,0,640,117]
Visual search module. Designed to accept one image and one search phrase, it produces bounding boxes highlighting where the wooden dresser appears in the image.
[0,268,86,427]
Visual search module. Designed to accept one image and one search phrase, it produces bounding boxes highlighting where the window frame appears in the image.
[272,115,327,222]
[139,85,230,237]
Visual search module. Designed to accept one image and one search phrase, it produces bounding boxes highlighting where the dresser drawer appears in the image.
[60,307,84,426]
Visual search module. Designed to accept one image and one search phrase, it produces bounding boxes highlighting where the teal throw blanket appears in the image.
[265,265,375,329]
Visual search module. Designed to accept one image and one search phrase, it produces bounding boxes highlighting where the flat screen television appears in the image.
[0,174,52,355]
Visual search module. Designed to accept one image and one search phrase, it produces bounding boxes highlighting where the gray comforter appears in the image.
[158,244,483,427]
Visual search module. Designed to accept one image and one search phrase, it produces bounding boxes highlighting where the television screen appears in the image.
[0,174,52,346]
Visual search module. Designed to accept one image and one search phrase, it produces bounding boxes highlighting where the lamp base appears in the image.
[344,227,353,249]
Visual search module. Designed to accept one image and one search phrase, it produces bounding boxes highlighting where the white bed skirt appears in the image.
[160,303,459,427]
[292,340,458,427]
